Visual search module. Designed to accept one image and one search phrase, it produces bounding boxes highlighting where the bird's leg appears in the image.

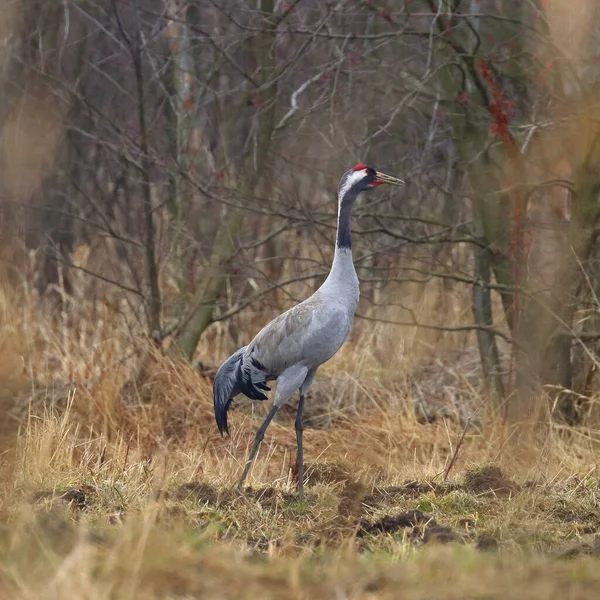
[295,394,305,500]
[237,405,279,492]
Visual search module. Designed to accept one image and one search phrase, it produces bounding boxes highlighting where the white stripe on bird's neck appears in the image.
[337,169,366,203]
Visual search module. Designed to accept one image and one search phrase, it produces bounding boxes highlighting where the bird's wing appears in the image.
[243,295,347,378]
[244,300,315,373]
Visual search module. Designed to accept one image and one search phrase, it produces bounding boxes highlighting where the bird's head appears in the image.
[339,163,404,197]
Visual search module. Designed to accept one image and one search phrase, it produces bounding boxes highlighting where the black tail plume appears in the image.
[213,347,272,436]
[238,354,271,401]
[213,347,246,436]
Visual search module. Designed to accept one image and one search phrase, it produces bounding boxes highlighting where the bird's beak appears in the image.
[375,171,404,186]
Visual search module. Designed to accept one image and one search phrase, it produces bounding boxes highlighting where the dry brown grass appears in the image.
[0,271,598,599]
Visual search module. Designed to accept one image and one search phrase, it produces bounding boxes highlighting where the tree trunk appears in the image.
[472,243,505,401]
[164,2,215,306]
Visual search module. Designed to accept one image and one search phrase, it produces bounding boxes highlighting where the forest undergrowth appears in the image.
[0,270,598,600]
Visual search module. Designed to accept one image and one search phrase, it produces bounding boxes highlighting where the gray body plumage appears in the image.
[213,247,358,435]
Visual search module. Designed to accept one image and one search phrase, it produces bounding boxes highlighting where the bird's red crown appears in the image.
[353,163,368,171]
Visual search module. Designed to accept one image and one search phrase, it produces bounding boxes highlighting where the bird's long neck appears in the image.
[324,186,359,294]
[336,187,358,250]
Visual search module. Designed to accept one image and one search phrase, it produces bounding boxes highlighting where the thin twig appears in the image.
[443,417,471,482]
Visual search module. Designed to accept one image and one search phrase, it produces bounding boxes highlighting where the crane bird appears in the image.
[213,164,404,498]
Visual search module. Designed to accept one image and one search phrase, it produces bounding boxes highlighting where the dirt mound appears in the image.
[463,465,519,495]
[358,509,463,545]
[172,482,219,505]
[358,509,429,535]
[419,524,462,545]
[33,485,95,510]
[247,486,297,508]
